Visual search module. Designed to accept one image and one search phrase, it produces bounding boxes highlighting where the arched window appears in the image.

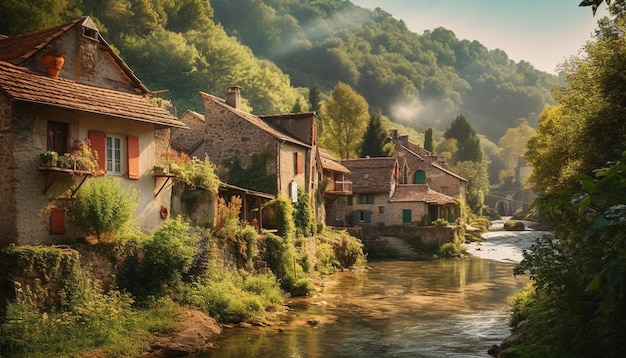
[413,170,426,184]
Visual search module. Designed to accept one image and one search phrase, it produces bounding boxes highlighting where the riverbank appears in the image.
[465,219,552,264]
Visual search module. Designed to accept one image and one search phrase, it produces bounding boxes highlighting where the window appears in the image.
[378,206,385,214]
[347,196,353,206]
[106,135,123,175]
[357,194,375,204]
[88,131,140,179]
[47,121,68,154]
[413,170,426,184]
[294,152,303,174]
[364,173,370,179]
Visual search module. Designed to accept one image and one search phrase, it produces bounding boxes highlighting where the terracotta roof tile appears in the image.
[342,157,398,193]
[0,19,79,65]
[319,148,350,173]
[0,61,185,128]
[389,184,457,205]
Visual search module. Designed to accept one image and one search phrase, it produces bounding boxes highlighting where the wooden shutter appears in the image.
[88,130,106,171]
[50,207,65,234]
[127,135,140,179]
[294,152,303,174]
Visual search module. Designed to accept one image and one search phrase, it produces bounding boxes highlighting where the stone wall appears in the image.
[0,94,17,245]
[357,225,455,246]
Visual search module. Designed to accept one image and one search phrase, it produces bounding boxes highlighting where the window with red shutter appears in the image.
[50,207,65,234]
[294,152,303,175]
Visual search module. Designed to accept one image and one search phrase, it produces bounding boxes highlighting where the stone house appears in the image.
[0,16,186,246]
[325,156,458,226]
[318,148,353,226]
[387,129,467,202]
[172,87,320,202]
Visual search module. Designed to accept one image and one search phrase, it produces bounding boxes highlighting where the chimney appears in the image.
[389,129,398,139]
[399,135,409,147]
[225,86,241,109]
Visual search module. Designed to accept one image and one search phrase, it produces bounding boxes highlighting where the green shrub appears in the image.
[69,176,137,242]
[130,217,201,300]
[438,242,464,258]
[293,188,316,237]
[315,241,339,274]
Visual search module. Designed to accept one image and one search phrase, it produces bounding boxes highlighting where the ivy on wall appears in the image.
[225,144,277,194]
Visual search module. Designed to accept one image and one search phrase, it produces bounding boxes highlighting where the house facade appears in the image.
[387,129,467,201]
[0,17,185,246]
[172,87,319,201]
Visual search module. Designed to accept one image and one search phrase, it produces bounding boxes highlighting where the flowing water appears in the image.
[200,258,528,358]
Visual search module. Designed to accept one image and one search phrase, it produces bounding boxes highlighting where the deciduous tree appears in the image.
[319,82,369,159]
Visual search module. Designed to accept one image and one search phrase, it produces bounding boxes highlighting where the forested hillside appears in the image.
[211,0,557,141]
[1,0,555,148]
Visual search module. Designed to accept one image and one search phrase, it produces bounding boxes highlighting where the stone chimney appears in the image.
[225,86,241,109]
[399,135,409,147]
[389,129,398,139]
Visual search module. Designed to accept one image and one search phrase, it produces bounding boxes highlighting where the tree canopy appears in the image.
[319,82,369,159]
[443,114,483,164]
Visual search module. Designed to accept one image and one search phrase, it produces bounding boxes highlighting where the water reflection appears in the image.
[200,258,528,358]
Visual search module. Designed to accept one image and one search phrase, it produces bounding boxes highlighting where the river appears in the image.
[199,257,528,358]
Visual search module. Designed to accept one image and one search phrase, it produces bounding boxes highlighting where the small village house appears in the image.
[0,16,186,246]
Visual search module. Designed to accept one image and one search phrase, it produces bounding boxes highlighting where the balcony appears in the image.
[325,180,352,195]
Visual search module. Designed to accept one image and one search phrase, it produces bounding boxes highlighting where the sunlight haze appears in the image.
[351,0,609,74]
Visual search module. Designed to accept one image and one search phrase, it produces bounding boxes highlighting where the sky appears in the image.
[350,0,610,74]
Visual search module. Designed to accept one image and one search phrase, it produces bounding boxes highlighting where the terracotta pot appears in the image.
[42,54,65,77]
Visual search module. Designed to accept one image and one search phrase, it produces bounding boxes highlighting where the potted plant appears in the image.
[39,151,58,166]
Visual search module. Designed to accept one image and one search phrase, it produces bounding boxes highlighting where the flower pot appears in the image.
[42,54,65,77]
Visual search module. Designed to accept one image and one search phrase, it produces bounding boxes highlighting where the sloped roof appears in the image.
[318,148,350,173]
[342,157,398,193]
[431,162,467,182]
[0,16,149,93]
[0,61,186,127]
[199,91,309,147]
[389,184,457,205]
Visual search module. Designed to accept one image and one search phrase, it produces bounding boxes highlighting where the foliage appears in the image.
[451,160,489,214]
[267,195,296,241]
[262,232,307,293]
[214,196,258,269]
[293,188,316,238]
[183,263,284,323]
[0,292,181,358]
[444,114,483,164]
[511,151,626,356]
[319,82,370,159]
[360,111,390,158]
[224,144,277,195]
[438,242,464,258]
[423,127,434,152]
[527,10,626,194]
[317,227,367,269]
[160,151,220,193]
[69,176,137,241]
[498,119,536,175]
[129,216,202,300]
[503,220,525,231]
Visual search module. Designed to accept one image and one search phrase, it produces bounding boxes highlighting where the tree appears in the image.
[319,82,369,159]
[443,114,483,163]
[451,160,489,214]
[360,111,389,157]
[579,0,611,15]
[526,10,626,193]
[498,119,536,172]
[423,127,434,152]
[308,84,321,113]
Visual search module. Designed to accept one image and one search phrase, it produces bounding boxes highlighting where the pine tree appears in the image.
[360,111,388,157]
[444,114,482,163]
[424,127,434,152]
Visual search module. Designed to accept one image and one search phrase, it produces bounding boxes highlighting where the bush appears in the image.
[438,242,464,258]
[69,176,137,242]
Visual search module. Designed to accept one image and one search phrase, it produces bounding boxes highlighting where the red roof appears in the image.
[0,61,185,127]
[389,184,457,205]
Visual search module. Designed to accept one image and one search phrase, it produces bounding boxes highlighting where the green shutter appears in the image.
[365,211,372,223]
[413,170,426,184]
[402,209,412,223]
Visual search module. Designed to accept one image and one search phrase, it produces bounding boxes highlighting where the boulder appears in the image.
[150,310,222,357]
